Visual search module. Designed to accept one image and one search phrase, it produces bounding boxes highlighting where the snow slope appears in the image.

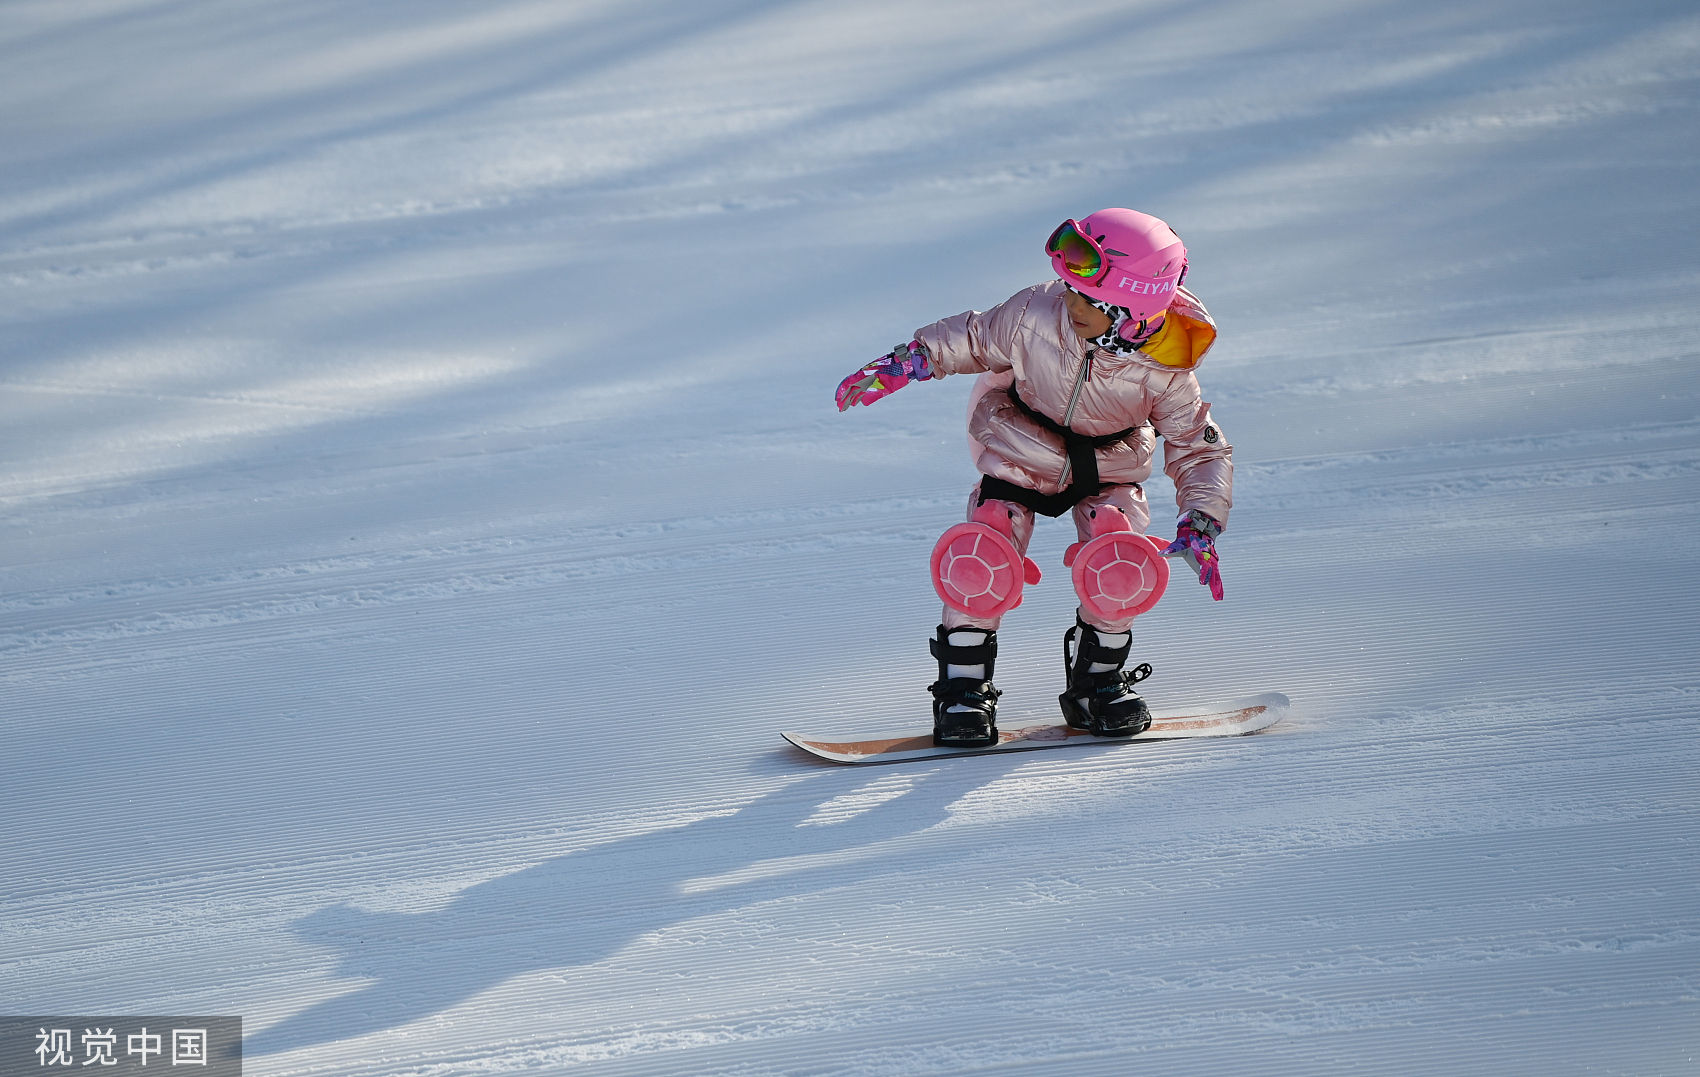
[3,0,1697,1073]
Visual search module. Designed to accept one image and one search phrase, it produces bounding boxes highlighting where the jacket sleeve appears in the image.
[1149,371,1234,527]
[912,287,1040,378]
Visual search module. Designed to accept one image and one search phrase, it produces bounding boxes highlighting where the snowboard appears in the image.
[783,691,1289,765]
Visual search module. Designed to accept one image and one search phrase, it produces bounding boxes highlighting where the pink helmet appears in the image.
[1046,208,1188,321]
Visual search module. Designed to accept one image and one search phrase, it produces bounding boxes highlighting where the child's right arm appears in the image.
[835,340,934,410]
[913,288,1042,380]
[834,287,1039,410]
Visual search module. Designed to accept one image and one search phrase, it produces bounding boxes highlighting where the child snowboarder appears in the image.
[836,208,1232,747]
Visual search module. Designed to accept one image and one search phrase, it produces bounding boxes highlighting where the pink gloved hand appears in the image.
[835,340,933,410]
[1163,509,1225,601]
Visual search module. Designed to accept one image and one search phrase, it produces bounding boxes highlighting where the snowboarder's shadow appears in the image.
[249,759,1005,1057]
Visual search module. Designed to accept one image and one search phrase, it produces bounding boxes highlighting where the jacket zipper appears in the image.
[1055,349,1093,487]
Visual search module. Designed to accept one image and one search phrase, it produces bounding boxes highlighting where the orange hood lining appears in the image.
[1143,308,1215,370]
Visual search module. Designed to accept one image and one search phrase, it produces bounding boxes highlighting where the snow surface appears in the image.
[3,0,1698,1073]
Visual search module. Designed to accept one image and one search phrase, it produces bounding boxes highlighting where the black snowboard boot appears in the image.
[929,625,1001,748]
[1059,617,1153,737]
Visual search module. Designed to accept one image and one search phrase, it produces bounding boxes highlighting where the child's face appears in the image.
[1064,288,1114,340]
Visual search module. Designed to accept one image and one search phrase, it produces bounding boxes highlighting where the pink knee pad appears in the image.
[1063,506,1170,622]
[931,502,1042,618]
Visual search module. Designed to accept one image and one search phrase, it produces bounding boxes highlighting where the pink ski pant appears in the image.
[942,481,1151,634]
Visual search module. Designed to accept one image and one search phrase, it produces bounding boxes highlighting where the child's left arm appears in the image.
[1149,373,1233,600]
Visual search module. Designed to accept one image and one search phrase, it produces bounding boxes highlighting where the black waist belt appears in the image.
[976,387,1140,518]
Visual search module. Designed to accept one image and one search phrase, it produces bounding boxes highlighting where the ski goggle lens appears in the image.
[1046,220,1104,282]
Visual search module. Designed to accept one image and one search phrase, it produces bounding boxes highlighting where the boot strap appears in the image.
[929,677,1001,713]
[1080,663,1152,694]
[930,635,997,665]
[1066,623,1131,669]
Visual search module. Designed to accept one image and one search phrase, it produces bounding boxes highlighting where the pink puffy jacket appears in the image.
[914,279,1233,526]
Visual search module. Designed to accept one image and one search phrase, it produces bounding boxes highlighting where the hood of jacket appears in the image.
[1133,286,1216,371]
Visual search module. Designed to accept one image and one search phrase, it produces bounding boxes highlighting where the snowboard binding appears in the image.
[929,625,1001,748]
[1059,618,1154,737]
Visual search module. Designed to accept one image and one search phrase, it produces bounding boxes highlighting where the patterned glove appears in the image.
[835,341,933,411]
[1163,509,1225,601]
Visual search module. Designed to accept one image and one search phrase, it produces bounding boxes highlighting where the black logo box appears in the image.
[0,1018,241,1077]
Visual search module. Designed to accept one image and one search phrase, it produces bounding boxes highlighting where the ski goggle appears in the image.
[1045,219,1110,285]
